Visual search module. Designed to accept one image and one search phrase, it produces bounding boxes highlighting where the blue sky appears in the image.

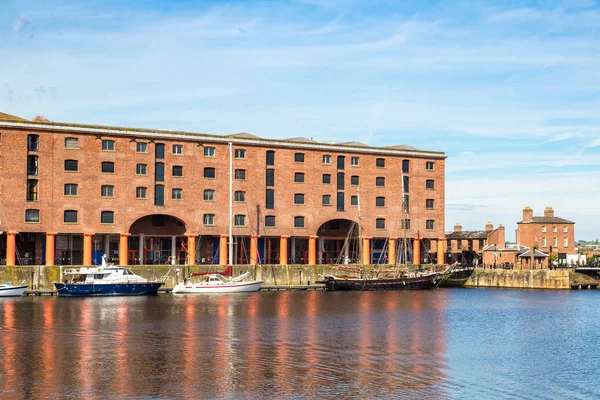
[2,0,600,240]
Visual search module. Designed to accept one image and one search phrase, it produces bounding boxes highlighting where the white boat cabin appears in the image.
[64,267,148,284]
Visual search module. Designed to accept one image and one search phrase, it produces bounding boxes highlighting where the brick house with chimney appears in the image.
[445,221,505,265]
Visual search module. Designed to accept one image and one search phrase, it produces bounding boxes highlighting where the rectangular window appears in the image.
[266,169,275,186]
[563,227,568,233]
[337,172,345,190]
[204,167,215,179]
[136,164,147,175]
[337,156,345,170]
[402,219,411,230]
[351,175,359,186]
[235,191,246,202]
[28,135,39,151]
[351,156,359,166]
[426,220,435,230]
[553,237,558,247]
[64,184,78,196]
[136,142,147,153]
[542,237,547,247]
[401,176,409,193]
[101,211,114,224]
[294,216,305,228]
[426,180,435,190]
[426,161,434,171]
[402,160,410,173]
[553,227,557,233]
[203,214,215,226]
[294,193,305,205]
[234,169,246,180]
[479,239,484,248]
[426,199,434,209]
[322,155,331,164]
[457,240,462,250]
[376,177,385,187]
[154,184,164,206]
[235,149,246,159]
[155,143,165,159]
[65,137,79,149]
[447,239,452,250]
[266,189,274,209]
[294,153,305,163]
[172,144,183,155]
[322,195,331,206]
[27,155,38,175]
[204,146,215,157]
[337,192,344,212]
[322,174,331,184]
[376,158,385,168]
[542,226,547,233]
[265,215,276,227]
[101,185,114,197]
[376,218,385,230]
[172,165,183,177]
[27,179,38,201]
[136,187,147,199]
[404,195,409,213]
[294,172,305,183]
[65,159,79,172]
[102,162,115,173]
[468,240,473,250]
[155,163,164,181]
[204,189,215,201]
[376,197,385,207]
[351,195,358,206]
[64,210,78,223]
[564,238,568,247]
[266,150,275,166]
[172,188,183,200]
[102,140,115,151]
[25,209,40,222]
[234,214,246,227]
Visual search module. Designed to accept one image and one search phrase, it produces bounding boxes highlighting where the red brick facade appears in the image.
[516,206,575,256]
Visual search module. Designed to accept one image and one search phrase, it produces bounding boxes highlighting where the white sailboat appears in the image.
[172,142,264,294]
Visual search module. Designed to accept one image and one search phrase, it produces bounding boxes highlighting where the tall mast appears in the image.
[401,172,407,266]
[228,142,234,266]
[357,187,362,264]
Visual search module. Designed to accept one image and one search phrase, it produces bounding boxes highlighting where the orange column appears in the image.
[250,235,259,265]
[437,238,445,265]
[45,232,56,266]
[413,238,421,265]
[83,233,94,266]
[308,236,317,265]
[362,237,371,265]
[119,234,130,266]
[6,231,17,266]
[388,238,396,265]
[279,235,289,265]
[219,235,228,266]
[186,235,196,265]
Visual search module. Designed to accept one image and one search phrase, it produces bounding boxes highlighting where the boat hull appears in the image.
[0,285,28,297]
[53,282,162,296]
[172,280,264,294]
[439,268,475,287]
[320,275,438,291]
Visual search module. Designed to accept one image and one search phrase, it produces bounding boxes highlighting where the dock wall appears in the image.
[465,268,571,289]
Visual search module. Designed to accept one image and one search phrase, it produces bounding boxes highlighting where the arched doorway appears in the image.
[316,219,360,264]
[129,214,187,265]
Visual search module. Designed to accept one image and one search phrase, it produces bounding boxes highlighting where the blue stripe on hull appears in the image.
[54,282,162,296]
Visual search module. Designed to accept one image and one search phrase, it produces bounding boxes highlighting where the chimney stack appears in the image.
[523,206,533,223]
[544,206,554,218]
[485,221,493,231]
[454,222,462,232]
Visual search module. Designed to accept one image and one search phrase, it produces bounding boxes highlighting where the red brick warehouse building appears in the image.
[0,113,446,267]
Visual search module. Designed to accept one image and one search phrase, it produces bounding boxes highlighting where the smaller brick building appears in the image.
[445,221,505,265]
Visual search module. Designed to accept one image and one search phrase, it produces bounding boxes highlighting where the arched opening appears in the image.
[316,219,360,264]
[128,214,188,265]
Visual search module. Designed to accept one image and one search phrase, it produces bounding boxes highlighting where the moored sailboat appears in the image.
[0,282,28,297]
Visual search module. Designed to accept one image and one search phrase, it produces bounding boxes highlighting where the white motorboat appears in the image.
[172,266,263,294]
[0,282,28,297]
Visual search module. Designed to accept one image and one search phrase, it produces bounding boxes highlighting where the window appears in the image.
[235,149,246,159]
[204,189,215,201]
[172,188,183,200]
[266,169,275,186]
[426,199,434,210]
[27,179,38,201]
[375,196,385,207]
[294,153,305,163]
[426,180,435,190]
[351,156,359,166]
[266,150,275,166]
[102,162,115,173]
[294,193,305,205]
[101,185,114,197]
[155,184,164,206]
[426,161,434,171]
[553,227,558,233]
[203,214,215,226]
[426,220,435,230]
[172,166,183,177]
[376,177,385,187]
[542,226,547,233]
[155,143,165,159]
[204,146,215,157]
[322,195,331,206]
[295,172,305,183]
[564,238,569,247]
[351,195,358,206]
[136,164,147,175]
[322,174,331,184]
[542,237,547,247]
[457,240,462,250]
[403,195,410,213]
[376,218,386,230]
[234,169,246,180]
[376,158,385,168]
[294,216,305,228]
[235,190,246,202]
[155,162,164,181]
[136,142,147,153]
[65,137,78,149]
[64,184,78,196]
[28,135,39,151]
[563,227,568,233]
[402,160,410,173]
[172,144,183,155]
[553,237,558,247]
[204,167,215,178]
[447,239,452,250]
[136,187,147,199]
[351,175,359,186]
[337,172,345,190]
[64,159,79,172]
[102,140,115,151]
[27,155,38,175]
[468,240,473,250]
[337,156,345,170]
[323,155,331,164]
[402,219,411,230]
[266,189,274,209]
[479,239,484,249]
[234,214,246,227]
[101,211,114,224]
[403,176,409,193]
[25,209,40,222]
[64,210,78,223]
[337,192,345,212]
[265,215,276,227]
